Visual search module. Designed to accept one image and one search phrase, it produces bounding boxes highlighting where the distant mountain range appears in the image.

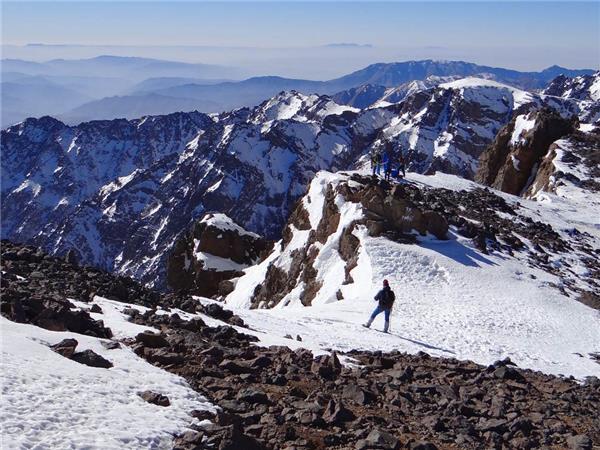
[1,56,595,127]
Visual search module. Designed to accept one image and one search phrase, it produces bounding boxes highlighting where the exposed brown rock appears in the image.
[167,213,272,298]
[477,108,576,195]
[139,390,170,407]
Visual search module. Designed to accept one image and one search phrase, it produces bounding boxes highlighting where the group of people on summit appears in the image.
[370,142,407,182]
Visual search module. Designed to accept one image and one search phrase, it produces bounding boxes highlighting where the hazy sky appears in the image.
[2,1,599,77]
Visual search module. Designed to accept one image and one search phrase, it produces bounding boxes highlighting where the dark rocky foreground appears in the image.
[1,241,599,449]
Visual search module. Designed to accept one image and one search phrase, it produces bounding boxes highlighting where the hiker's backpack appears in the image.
[381,289,395,309]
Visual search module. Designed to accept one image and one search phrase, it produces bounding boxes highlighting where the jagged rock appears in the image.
[493,365,525,382]
[173,430,205,450]
[311,352,342,380]
[144,348,185,366]
[204,303,234,322]
[342,384,375,405]
[71,350,113,369]
[237,389,270,405]
[101,341,121,350]
[408,442,438,450]
[135,331,169,348]
[50,338,78,358]
[321,399,355,424]
[356,429,400,450]
[139,390,170,407]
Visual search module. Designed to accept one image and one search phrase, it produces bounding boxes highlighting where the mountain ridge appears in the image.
[3,58,596,127]
[2,73,597,288]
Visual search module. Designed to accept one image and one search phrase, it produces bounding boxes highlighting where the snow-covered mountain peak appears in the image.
[249,90,358,124]
[543,71,600,102]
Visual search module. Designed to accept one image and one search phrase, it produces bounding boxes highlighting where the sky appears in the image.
[2,1,599,77]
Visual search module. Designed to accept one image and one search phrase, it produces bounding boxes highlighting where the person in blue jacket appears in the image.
[363,279,395,333]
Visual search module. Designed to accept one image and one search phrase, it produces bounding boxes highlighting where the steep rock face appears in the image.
[526,130,600,197]
[1,80,588,287]
[167,214,271,298]
[476,108,576,195]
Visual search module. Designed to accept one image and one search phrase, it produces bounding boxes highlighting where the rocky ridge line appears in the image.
[247,172,599,311]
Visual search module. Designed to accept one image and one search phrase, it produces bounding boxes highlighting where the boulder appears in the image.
[50,338,78,358]
[322,399,355,424]
[311,352,342,380]
[135,331,169,348]
[356,429,400,450]
[237,389,270,405]
[71,350,113,369]
[342,384,375,405]
[139,390,170,407]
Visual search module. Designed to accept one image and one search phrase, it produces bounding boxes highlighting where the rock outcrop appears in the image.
[246,172,449,309]
[525,129,600,197]
[167,213,272,298]
[229,170,600,311]
[476,108,576,195]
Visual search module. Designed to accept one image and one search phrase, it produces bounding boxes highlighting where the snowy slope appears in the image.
[1,296,215,450]
[224,170,600,379]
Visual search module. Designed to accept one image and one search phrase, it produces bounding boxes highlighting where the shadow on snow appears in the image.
[422,233,498,268]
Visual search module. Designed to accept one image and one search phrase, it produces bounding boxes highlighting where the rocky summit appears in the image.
[1,241,599,450]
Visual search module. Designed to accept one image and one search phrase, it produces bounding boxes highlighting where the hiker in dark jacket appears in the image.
[383,151,392,181]
[397,152,406,178]
[363,279,395,333]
